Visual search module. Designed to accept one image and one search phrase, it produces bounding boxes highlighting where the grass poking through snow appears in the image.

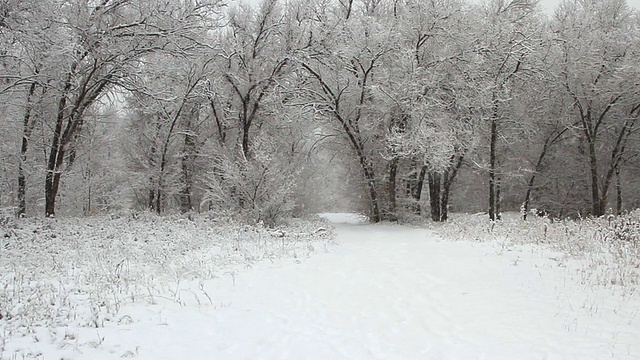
[435,211,640,295]
[0,212,335,357]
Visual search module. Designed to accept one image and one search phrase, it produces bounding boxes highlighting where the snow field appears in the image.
[2,212,640,359]
[0,213,334,359]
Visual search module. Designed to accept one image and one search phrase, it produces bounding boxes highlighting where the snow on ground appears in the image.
[3,213,640,359]
[317,213,369,224]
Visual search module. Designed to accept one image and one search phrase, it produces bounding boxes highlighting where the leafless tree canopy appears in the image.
[1,0,639,222]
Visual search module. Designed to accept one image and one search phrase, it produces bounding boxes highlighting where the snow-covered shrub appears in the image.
[435,212,640,292]
[0,213,335,341]
[605,211,640,246]
[203,151,301,228]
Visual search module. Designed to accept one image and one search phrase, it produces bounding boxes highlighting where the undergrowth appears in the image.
[0,211,335,356]
[435,211,640,294]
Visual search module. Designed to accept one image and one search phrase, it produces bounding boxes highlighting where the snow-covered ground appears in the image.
[3,213,640,359]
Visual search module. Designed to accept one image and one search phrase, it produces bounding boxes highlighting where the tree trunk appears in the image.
[495,176,502,220]
[17,82,38,217]
[363,161,380,223]
[157,102,189,214]
[242,120,251,160]
[522,149,546,221]
[83,167,92,215]
[350,138,380,222]
[615,167,622,216]
[411,165,427,215]
[341,124,380,222]
[17,160,27,216]
[404,163,416,205]
[343,133,380,222]
[148,189,156,211]
[45,171,63,218]
[428,170,441,222]
[43,66,108,217]
[340,133,380,222]
[45,92,70,217]
[388,157,398,220]
[155,189,162,214]
[146,120,162,211]
[587,139,603,216]
[440,154,464,222]
[440,177,450,221]
[179,123,197,213]
[489,115,498,221]
[522,185,533,221]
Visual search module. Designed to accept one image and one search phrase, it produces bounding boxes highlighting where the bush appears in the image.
[0,212,335,339]
[202,152,300,228]
[434,212,640,292]
[606,211,640,246]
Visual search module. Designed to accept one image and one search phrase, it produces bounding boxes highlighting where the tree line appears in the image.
[1,0,639,224]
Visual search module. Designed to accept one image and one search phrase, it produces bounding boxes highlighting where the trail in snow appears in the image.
[13,214,640,359]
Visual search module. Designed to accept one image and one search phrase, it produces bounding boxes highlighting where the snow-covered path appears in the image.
[64,214,640,359]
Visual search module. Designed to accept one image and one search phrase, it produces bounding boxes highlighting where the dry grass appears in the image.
[435,211,640,294]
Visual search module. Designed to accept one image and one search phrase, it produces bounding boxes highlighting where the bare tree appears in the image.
[471,0,541,220]
[221,0,289,161]
[29,0,222,217]
[295,11,397,222]
[554,0,640,216]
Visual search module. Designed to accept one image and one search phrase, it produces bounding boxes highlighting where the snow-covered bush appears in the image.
[0,213,335,344]
[606,212,640,246]
[203,149,302,228]
[435,212,640,292]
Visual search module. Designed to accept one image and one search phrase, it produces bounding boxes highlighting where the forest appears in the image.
[1,0,639,224]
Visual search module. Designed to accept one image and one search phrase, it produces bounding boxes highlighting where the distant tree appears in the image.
[220,0,289,161]
[5,0,224,217]
[126,53,214,213]
[294,8,397,222]
[553,0,640,216]
[0,0,48,216]
[379,0,471,220]
[201,0,313,225]
[470,0,542,220]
